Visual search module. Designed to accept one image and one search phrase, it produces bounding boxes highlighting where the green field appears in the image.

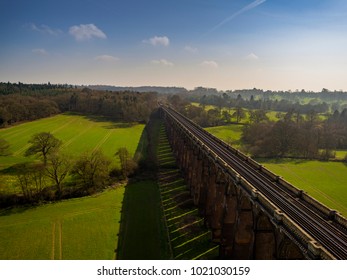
[0,113,145,192]
[205,124,244,148]
[0,187,124,259]
[0,113,145,169]
[258,159,347,217]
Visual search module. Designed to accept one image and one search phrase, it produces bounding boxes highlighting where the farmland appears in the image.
[205,124,244,148]
[0,187,124,259]
[0,113,176,260]
[0,113,145,193]
[0,113,145,169]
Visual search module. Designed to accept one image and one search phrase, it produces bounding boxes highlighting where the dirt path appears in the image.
[59,220,63,260]
[51,222,56,260]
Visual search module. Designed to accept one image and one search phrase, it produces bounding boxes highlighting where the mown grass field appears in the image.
[0,113,145,193]
[0,113,145,169]
[0,187,124,259]
[205,124,244,148]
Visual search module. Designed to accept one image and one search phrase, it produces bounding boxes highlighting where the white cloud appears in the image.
[246,53,259,60]
[32,48,48,55]
[184,45,198,53]
[94,55,119,62]
[69,24,107,41]
[200,60,218,68]
[151,59,174,66]
[30,23,62,36]
[143,36,170,46]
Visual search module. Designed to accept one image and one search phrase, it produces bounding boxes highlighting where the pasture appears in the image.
[0,113,145,169]
[0,187,124,259]
[0,113,145,193]
[205,124,244,148]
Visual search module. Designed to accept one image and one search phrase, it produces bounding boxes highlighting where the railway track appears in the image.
[162,105,347,259]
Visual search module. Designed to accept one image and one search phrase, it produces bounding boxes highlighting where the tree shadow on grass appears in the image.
[81,115,137,129]
[0,205,36,216]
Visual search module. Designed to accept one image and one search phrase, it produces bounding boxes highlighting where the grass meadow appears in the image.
[0,113,145,193]
[0,113,145,169]
[0,187,124,259]
[205,124,244,148]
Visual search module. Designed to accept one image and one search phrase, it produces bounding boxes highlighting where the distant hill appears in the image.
[86,85,188,94]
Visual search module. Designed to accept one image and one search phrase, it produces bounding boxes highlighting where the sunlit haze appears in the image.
[1,0,347,91]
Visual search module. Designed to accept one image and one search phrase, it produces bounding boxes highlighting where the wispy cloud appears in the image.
[94,55,119,62]
[30,23,62,36]
[143,36,170,47]
[208,0,266,34]
[151,59,174,66]
[184,45,198,53]
[32,48,48,55]
[246,52,259,60]
[200,60,218,68]
[69,24,107,41]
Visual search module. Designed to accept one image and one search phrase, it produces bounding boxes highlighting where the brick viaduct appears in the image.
[160,106,347,260]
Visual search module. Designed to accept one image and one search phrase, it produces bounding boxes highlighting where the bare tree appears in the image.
[45,152,71,195]
[71,150,111,190]
[25,132,62,165]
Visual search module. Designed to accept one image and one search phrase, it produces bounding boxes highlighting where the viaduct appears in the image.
[160,105,347,260]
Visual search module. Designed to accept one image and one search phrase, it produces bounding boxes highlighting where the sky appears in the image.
[1,0,347,91]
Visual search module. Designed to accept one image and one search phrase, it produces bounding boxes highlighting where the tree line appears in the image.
[0,82,158,127]
[0,132,138,207]
[242,109,347,160]
[167,94,347,161]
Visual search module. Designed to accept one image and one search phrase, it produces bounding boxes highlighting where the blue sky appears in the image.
[1,0,347,91]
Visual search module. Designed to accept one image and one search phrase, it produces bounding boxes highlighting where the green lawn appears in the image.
[205,124,243,148]
[0,113,145,193]
[0,113,145,169]
[0,187,125,259]
[258,159,347,217]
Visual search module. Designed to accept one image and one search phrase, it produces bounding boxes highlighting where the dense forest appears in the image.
[0,82,158,127]
[242,109,347,159]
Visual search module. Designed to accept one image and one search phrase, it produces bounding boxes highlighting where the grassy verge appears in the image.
[0,187,125,259]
